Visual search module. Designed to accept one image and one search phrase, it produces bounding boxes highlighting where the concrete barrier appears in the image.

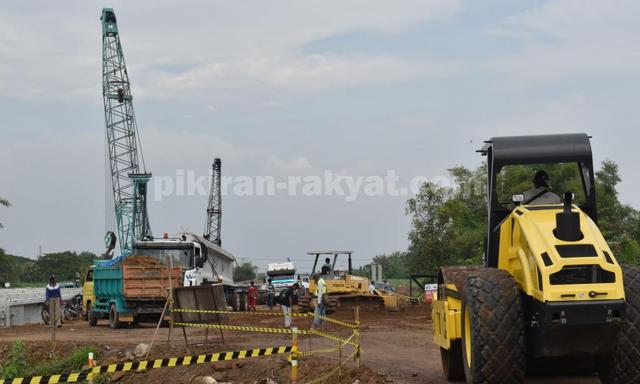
[0,287,81,327]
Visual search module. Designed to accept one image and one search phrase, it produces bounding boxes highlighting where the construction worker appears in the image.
[296,275,306,298]
[45,274,62,328]
[369,280,376,294]
[311,273,326,330]
[321,258,331,275]
[266,278,275,309]
[523,170,562,205]
[247,281,258,311]
[281,282,299,328]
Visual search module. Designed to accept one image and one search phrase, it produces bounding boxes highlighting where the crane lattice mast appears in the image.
[204,158,222,245]
[101,8,151,255]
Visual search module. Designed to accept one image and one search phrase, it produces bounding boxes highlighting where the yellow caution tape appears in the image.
[311,314,359,330]
[172,308,359,329]
[173,308,310,317]
[172,321,299,335]
[303,349,359,384]
[300,331,358,357]
[399,294,421,303]
[172,321,358,347]
[307,329,358,347]
[0,346,291,384]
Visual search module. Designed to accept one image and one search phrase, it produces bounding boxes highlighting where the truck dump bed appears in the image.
[122,264,181,299]
[95,255,182,301]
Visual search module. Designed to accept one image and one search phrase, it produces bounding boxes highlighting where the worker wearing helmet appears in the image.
[523,170,562,205]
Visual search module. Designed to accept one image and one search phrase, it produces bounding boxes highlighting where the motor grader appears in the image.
[299,251,399,312]
[432,133,640,383]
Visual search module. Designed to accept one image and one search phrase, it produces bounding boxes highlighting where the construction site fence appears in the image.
[0,308,361,384]
[172,307,359,330]
[173,306,362,384]
[398,294,423,304]
[0,346,292,384]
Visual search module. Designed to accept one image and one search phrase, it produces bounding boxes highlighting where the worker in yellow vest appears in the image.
[311,273,326,330]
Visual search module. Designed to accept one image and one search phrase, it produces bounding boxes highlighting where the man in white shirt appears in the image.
[311,273,326,330]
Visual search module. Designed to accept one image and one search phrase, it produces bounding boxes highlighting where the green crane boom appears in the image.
[101,8,151,255]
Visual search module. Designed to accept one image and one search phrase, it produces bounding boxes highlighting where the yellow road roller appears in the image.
[432,133,639,383]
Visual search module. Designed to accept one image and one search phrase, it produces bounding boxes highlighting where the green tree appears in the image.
[0,248,8,284]
[233,261,257,282]
[367,251,409,279]
[31,251,94,283]
[0,197,10,229]
[404,160,640,274]
[406,180,462,274]
[596,160,640,263]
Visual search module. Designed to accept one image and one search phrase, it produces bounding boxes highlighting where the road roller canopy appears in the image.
[479,133,597,268]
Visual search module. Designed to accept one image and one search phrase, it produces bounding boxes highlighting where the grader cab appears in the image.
[432,133,639,383]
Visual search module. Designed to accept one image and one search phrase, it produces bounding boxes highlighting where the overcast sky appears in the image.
[1,0,639,273]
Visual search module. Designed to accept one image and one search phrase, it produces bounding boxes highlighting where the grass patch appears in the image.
[0,340,28,379]
[0,341,99,381]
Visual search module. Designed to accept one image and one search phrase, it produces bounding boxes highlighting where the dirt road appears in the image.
[0,306,600,383]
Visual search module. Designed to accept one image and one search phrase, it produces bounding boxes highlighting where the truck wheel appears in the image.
[461,269,526,384]
[109,304,120,329]
[599,264,640,384]
[88,303,98,326]
[441,340,464,381]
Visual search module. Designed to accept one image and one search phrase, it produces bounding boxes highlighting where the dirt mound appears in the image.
[123,255,162,266]
[0,341,384,384]
[118,355,384,384]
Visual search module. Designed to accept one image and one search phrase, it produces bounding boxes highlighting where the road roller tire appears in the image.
[461,268,526,384]
[599,264,640,384]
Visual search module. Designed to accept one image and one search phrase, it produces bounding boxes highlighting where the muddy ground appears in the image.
[0,305,599,383]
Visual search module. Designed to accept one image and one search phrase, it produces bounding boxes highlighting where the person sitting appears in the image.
[522,170,562,205]
[320,258,332,275]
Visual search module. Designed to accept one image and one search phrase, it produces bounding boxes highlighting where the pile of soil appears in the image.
[123,255,163,266]
[0,341,385,384]
[118,355,385,384]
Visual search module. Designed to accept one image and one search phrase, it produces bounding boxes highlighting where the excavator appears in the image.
[431,133,640,383]
[299,251,399,312]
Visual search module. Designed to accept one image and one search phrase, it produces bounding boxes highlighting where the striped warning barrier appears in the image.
[172,308,359,330]
[171,321,358,347]
[399,294,421,304]
[0,346,291,384]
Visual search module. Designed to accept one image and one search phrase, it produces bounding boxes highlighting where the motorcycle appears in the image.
[41,294,83,324]
[63,294,83,321]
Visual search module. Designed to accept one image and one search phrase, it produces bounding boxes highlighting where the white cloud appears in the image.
[0,1,462,103]
[140,53,460,106]
[267,155,313,176]
[488,0,640,86]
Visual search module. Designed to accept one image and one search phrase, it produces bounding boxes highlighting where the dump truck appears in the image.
[432,133,640,383]
[267,261,297,294]
[87,255,181,328]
